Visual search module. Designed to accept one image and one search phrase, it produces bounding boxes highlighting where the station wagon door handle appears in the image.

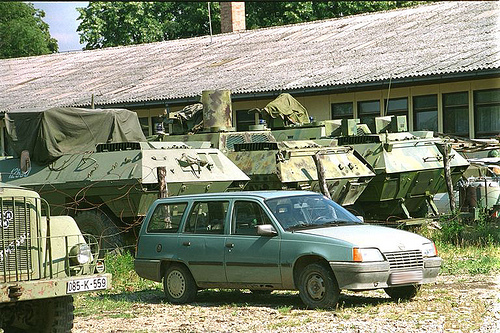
[182,241,191,247]
[225,243,234,248]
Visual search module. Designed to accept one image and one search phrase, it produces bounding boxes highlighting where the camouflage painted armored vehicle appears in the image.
[0,107,249,250]
[0,183,111,332]
[163,91,375,206]
[271,116,470,220]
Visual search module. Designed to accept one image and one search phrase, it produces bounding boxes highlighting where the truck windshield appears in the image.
[265,194,362,231]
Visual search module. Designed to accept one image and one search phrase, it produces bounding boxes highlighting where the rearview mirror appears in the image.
[257,224,277,236]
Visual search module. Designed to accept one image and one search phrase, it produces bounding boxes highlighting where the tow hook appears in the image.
[8,285,23,299]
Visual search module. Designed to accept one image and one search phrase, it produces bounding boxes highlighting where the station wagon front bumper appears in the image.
[329,256,441,290]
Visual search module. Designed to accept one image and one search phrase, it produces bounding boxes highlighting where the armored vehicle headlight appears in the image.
[70,243,92,265]
[352,248,384,262]
[421,242,437,257]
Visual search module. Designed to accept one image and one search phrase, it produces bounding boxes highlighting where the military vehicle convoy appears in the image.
[0,183,110,332]
[0,107,249,249]
[164,90,376,206]
[166,91,469,222]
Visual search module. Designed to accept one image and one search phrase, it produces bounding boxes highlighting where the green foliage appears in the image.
[76,1,425,50]
[77,2,221,50]
[246,1,423,29]
[437,243,500,275]
[104,251,160,293]
[0,2,58,59]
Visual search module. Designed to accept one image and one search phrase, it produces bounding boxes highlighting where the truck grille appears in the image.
[1,198,33,282]
[384,250,423,271]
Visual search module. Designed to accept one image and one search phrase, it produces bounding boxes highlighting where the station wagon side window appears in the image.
[232,201,272,236]
[184,201,228,234]
[147,202,188,233]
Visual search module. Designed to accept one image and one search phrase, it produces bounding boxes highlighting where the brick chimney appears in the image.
[220,2,246,33]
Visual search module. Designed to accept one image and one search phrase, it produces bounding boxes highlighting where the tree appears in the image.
[76,1,424,50]
[0,2,58,59]
[77,2,220,50]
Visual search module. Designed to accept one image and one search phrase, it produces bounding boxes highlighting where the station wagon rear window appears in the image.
[147,202,188,233]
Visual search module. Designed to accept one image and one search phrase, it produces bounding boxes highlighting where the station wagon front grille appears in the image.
[384,250,423,271]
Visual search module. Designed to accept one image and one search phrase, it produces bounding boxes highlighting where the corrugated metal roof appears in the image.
[1,1,499,112]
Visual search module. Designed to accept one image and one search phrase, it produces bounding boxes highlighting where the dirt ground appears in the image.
[73,274,500,333]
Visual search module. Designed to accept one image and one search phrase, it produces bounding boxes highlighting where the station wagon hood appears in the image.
[296,224,430,252]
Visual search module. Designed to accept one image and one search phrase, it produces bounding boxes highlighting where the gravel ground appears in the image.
[73,274,499,333]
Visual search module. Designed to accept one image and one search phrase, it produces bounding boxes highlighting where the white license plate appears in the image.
[389,270,423,285]
[67,276,108,294]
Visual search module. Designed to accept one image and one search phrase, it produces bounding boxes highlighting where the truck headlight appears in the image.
[422,242,437,257]
[69,243,92,265]
[353,248,384,262]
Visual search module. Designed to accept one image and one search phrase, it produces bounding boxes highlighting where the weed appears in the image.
[277,305,293,314]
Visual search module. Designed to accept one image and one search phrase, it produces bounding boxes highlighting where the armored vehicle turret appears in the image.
[0,107,249,250]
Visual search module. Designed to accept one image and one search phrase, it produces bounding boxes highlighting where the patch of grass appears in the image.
[278,305,293,314]
[437,242,500,275]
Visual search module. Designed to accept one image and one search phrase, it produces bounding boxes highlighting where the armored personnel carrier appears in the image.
[271,115,470,220]
[163,91,375,206]
[0,107,249,249]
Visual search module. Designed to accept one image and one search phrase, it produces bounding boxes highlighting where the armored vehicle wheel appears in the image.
[298,263,340,309]
[385,284,421,301]
[163,264,197,304]
[2,296,74,333]
[74,209,124,255]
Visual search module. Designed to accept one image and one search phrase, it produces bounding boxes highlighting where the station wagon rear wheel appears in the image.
[163,264,197,304]
[385,284,421,301]
[298,263,340,309]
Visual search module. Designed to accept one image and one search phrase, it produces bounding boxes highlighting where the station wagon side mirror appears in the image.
[257,224,278,236]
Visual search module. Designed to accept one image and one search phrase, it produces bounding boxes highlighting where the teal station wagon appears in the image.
[134,191,441,308]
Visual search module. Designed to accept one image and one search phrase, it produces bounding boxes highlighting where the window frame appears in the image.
[183,200,229,234]
[443,91,469,137]
[357,100,381,133]
[331,102,354,120]
[413,94,438,132]
[474,88,500,138]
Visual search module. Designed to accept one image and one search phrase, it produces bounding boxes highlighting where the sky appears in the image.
[32,2,88,52]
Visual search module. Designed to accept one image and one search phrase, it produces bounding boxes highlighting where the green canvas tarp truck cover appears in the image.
[5,107,147,165]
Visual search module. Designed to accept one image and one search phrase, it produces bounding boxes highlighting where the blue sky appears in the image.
[32,2,88,52]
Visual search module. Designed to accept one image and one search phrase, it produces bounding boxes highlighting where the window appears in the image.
[232,201,272,235]
[413,95,438,132]
[358,100,380,133]
[184,201,228,234]
[236,110,259,131]
[331,102,353,120]
[147,202,187,233]
[443,92,469,137]
[384,98,408,118]
[474,89,500,138]
[139,117,150,136]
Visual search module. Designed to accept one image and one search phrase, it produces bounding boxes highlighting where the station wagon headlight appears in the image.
[422,242,438,258]
[352,248,384,262]
[69,243,92,265]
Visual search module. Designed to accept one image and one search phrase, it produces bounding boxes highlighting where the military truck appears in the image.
[271,116,470,221]
[0,183,111,332]
[0,107,249,250]
[164,91,375,206]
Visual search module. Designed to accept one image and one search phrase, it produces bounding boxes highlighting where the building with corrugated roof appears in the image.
[0,1,498,149]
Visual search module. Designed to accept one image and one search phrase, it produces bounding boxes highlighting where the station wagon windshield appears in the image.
[265,194,362,231]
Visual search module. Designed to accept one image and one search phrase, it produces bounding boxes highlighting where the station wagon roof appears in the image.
[156,190,322,201]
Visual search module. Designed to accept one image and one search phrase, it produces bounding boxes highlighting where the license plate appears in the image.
[67,276,108,294]
[389,270,423,285]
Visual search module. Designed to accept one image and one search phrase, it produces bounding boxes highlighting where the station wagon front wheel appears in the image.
[298,263,340,309]
[163,264,197,304]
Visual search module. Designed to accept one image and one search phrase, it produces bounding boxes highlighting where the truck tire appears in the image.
[74,209,124,255]
[2,296,74,333]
